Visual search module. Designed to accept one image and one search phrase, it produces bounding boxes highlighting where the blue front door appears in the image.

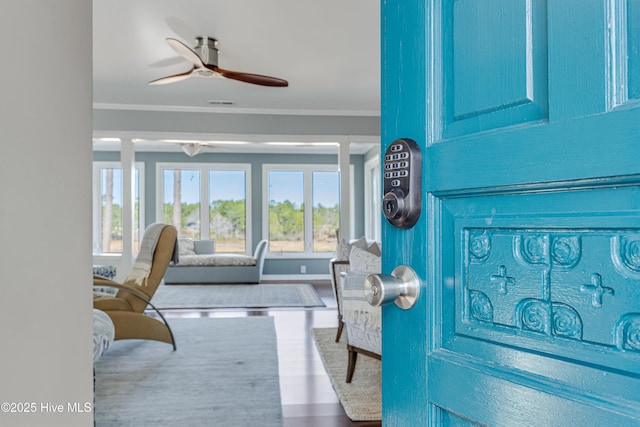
[381,0,640,425]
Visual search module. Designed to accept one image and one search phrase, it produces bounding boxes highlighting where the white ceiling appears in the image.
[93,0,380,154]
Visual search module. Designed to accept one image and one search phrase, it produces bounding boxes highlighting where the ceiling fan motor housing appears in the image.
[195,37,218,66]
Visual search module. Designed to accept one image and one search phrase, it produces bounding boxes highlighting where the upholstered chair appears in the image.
[93,224,178,349]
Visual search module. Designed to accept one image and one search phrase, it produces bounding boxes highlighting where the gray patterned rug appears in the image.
[94,317,282,426]
[312,327,381,421]
[151,283,325,310]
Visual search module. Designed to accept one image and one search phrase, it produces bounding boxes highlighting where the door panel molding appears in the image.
[608,0,640,105]
[433,173,640,199]
[430,107,640,192]
[428,350,640,426]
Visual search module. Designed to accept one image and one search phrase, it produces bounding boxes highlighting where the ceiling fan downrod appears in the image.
[195,37,218,66]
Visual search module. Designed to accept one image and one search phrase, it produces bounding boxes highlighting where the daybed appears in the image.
[164,239,267,284]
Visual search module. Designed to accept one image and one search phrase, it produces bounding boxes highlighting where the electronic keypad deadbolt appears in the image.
[382,138,422,229]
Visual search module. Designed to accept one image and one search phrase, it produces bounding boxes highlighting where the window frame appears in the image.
[156,162,252,255]
[262,163,353,259]
[364,155,381,242]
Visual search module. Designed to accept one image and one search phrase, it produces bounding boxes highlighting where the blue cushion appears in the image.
[194,240,215,254]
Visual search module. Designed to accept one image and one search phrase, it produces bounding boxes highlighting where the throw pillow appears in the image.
[349,246,381,273]
[335,236,369,261]
[335,238,351,260]
[178,238,196,256]
[194,239,215,254]
[367,242,381,257]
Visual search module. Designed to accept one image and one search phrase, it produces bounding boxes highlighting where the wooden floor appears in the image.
[161,282,381,427]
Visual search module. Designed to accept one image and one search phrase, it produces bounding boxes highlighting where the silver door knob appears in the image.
[364,266,420,310]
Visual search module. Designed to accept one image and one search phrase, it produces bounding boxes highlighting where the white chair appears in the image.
[340,270,381,383]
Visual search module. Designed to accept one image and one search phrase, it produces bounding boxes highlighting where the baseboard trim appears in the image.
[262,274,330,281]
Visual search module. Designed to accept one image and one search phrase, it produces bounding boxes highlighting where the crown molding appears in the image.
[93,103,380,117]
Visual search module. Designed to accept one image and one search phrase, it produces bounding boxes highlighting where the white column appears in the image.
[121,137,136,271]
[338,141,351,241]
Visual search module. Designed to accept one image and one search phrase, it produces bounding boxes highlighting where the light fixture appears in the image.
[265,142,340,147]
[165,139,248,146]
[181,143,203,157]
[93,137,122,143]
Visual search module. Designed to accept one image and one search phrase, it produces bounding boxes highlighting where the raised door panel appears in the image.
[428,186,640,426]
[444,0,548,137]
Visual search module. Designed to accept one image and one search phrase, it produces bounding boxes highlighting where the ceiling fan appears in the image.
[149,37,288,87]
[171,140,235,157]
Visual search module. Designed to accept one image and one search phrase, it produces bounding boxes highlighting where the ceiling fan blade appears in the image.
[214,67,288,87]
[148,68,195,85]
[165,38,205,67]
[149,56,187,69]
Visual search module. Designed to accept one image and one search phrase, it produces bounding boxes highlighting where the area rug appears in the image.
[151,283,325,310]
[312,327,381,421]
[94,317,282,426]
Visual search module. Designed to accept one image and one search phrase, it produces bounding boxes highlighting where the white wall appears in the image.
[0,2,93,426]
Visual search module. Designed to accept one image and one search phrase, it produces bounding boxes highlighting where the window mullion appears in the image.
[201,166,210,240]
[92,164,103,254]
[304,168,314,254]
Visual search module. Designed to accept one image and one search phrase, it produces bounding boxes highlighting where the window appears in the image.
[267,170,305,252]
[92,162,144,254]
[312,171,341,252]
[263,164,341,255]
[157,163,251,253]
[162,169,201,239]
[209,170,248,253]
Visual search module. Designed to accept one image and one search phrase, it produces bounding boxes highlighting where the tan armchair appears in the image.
[93,224,178,350]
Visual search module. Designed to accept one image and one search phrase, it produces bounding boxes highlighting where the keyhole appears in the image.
[385,200,396,214]
[372,285,379,296]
